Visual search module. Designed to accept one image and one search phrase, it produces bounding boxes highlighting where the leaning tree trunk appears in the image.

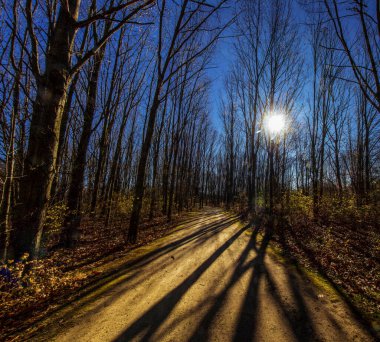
[161,137,171,215]
[149,136,161,220]
[90,116,109,215]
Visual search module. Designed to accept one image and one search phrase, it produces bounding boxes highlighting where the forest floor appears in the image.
[15,208,375,342]
[270,213,380,336]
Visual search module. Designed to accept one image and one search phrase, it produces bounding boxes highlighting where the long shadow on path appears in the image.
[19,212,239,342]
[112,224,250,342]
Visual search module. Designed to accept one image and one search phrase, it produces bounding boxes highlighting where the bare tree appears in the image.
[127,0,232,243]
[323,0,380,112]
[10,0,154,259]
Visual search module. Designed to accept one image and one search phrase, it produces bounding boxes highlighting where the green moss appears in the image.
[267,243,338,299]
[267,245,287,263]
[302,268,338,297]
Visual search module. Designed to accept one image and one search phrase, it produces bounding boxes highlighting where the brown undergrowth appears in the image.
[270,193,380,335]
[230,191,380,336]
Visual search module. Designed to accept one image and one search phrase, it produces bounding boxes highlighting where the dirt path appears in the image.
[35,209,373,342]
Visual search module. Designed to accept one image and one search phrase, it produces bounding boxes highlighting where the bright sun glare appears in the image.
[264,113,286,136]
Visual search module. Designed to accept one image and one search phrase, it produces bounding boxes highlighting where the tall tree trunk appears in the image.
[0,64,20,260]
[161,135,171,215]
[90,32,123,215]
[104,104,132,226]
[50,73,79,201]
[11,2,80,259]
[128,84,161,243]
[90,117,108,214]
[167,136,179,221]
[61,49,104,247]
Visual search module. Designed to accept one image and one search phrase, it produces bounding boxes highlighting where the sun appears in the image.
[264,112,286,136]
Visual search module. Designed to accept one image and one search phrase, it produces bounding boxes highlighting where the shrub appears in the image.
[286,190,313,224]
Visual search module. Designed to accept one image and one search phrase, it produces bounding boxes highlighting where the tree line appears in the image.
[0,0,231,260]
[0,0,379,262]
[217,0,379,223]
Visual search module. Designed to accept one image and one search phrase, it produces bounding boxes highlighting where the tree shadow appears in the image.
[76,215,242,317]
[60,210,226,271]
[186,225,264,342]
[25,214,241,341]
[263,267,319,342]
[189,224,347,342]
[231,227,271,342]
[275,223,378,340]
[110,223,324,342]
[112,224,250,342]
[36,212,370,342]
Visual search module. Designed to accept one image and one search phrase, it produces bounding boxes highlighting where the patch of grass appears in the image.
[268,238,352,299]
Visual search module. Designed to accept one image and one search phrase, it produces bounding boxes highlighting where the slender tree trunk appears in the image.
[50,73,79,200]
[90,118,108,214]
[149,104,166,220]
[167,137,179,221]
[104,105,131,226]
[128,84,161,243]
[0,66,20,260]
[335,144,343,201]
[162,134,171,215]
[149,138,160,220]
[61,49,103,247]
[90,36,122,215]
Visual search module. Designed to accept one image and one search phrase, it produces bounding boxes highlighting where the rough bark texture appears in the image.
[11,2,80,258]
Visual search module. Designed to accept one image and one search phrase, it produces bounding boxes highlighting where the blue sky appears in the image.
[208,1,308,132]
[208,0,379,134]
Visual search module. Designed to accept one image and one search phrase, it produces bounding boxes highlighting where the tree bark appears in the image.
[11,2,80,259]
[61,49,104,247]
[128,87,161,243]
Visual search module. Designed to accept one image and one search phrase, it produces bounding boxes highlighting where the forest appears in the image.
[0,0,379,341]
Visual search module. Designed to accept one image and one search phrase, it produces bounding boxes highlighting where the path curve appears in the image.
[36,209,373,342]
